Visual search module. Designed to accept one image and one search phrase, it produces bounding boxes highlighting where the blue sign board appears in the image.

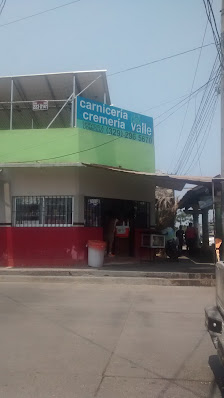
[76,97,154,144]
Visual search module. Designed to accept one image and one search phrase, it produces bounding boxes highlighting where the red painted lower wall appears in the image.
[0,227,103,267]
[0,227,156,267]
[134,229,156,261]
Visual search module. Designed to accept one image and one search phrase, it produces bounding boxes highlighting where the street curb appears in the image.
[0,275,216,286]
[0,269,215,279]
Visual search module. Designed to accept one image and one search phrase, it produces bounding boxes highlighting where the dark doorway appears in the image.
[84,197,150,257]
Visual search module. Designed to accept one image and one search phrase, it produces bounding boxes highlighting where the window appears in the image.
[84,197,102,227]
[134,201,150,229]
[13,196,73,227]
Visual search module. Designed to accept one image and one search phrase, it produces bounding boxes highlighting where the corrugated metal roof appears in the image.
[0,162,222,191]
[82,163,217,190]
[0,70,108,79]
[0,70,110,130]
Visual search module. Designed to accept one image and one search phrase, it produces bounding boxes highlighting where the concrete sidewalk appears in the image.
[0,257,216,286]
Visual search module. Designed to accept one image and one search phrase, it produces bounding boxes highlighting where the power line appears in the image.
[173,67,219,174]
[154,98,197,128]
[182,91,218,174]
[168,11,210,173]
[155,73,218,120]
[203,0,223,66]
[185,97,218,175]
[207,0,221,48]
[15,77,218,164]
[194,94,202,176]
[154,74,217,127]
[13,136,121,164]
[142,93,189,113]
[174,75,219,174]
[174,66,221,174]
[107,43,214,77]
[172,58,220,174]
[0,0,81,28]
[0,0,6,16]
[184,94,218,174]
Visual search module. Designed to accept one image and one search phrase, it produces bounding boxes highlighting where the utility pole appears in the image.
[221,0,224,176]
[221,0,224,259]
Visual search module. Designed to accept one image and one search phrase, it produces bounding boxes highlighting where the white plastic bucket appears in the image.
[87,240,106,268]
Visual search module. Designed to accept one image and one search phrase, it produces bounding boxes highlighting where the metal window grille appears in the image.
[84,198,150,229]
[13,196,73,227]
[134,201,150,229]
[84,197,102,227]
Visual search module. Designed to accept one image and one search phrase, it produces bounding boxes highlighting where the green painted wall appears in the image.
[0,127,155,172]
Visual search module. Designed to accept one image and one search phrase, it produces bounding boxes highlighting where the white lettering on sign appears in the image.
[32,100,48,111]
[79,98,128,129]
[131,122,152,135]
[77,96,154,144]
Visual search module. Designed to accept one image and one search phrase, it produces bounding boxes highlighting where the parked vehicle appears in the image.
[205,261,224,365]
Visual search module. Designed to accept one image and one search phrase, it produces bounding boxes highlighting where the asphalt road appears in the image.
[0,281,223,398]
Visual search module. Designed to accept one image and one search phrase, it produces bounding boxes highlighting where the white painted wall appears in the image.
[0,167,80,224]
[7,167,79,196]
[0,182,5,223]
[0,181,11,224]
[78,167,155,225]
[0,166,155,225]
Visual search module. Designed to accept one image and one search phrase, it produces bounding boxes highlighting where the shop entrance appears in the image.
[84,197,150,257]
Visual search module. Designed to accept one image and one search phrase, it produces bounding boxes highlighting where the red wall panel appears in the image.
[0,227,103,267]
[134,229,155,261]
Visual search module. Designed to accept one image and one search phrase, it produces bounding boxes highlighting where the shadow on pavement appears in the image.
[208,355,224,397]
[102,256,215,274]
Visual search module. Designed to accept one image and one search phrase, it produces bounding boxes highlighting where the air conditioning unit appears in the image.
[141,234,165,249]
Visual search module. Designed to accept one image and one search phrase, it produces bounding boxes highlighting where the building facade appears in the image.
[0,71,155,266]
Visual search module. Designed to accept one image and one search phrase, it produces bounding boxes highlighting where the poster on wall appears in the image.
[76,97,154,144]
[32,100,48,111]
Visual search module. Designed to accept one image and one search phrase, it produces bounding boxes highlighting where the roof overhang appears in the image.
[0,70,110,104]
[0,162,220,191]
[82,163,219,191]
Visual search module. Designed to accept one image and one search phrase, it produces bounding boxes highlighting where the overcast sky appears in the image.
[0,0,221,176]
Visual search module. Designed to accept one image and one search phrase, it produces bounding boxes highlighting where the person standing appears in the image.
[176,225,184,252]
[161,226,175,243]
[185,222,197,254]
[104,213,118,257]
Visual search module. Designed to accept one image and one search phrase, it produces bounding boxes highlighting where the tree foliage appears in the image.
[155,187,178,229]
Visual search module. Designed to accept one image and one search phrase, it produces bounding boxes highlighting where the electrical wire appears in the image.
[194,94,202,176]
[154,72,218,120]
[184,94,218,174]
[0,0,6,16]
[13,75,219,165]
[154,74,218,127]
[168,11,210,173]
[0,0,81,28]
[173,70,219,174]
[8,72,218,165]
[142,93,189,113]
[183,91,218,174]
[172,57,220,173]
[203,0,223,66]
[184,97,218,175]
[107,43,214,77]
[207,0,222,48]
[10,135,121,164]
[174,74,220,174]
[174,65,220,174]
